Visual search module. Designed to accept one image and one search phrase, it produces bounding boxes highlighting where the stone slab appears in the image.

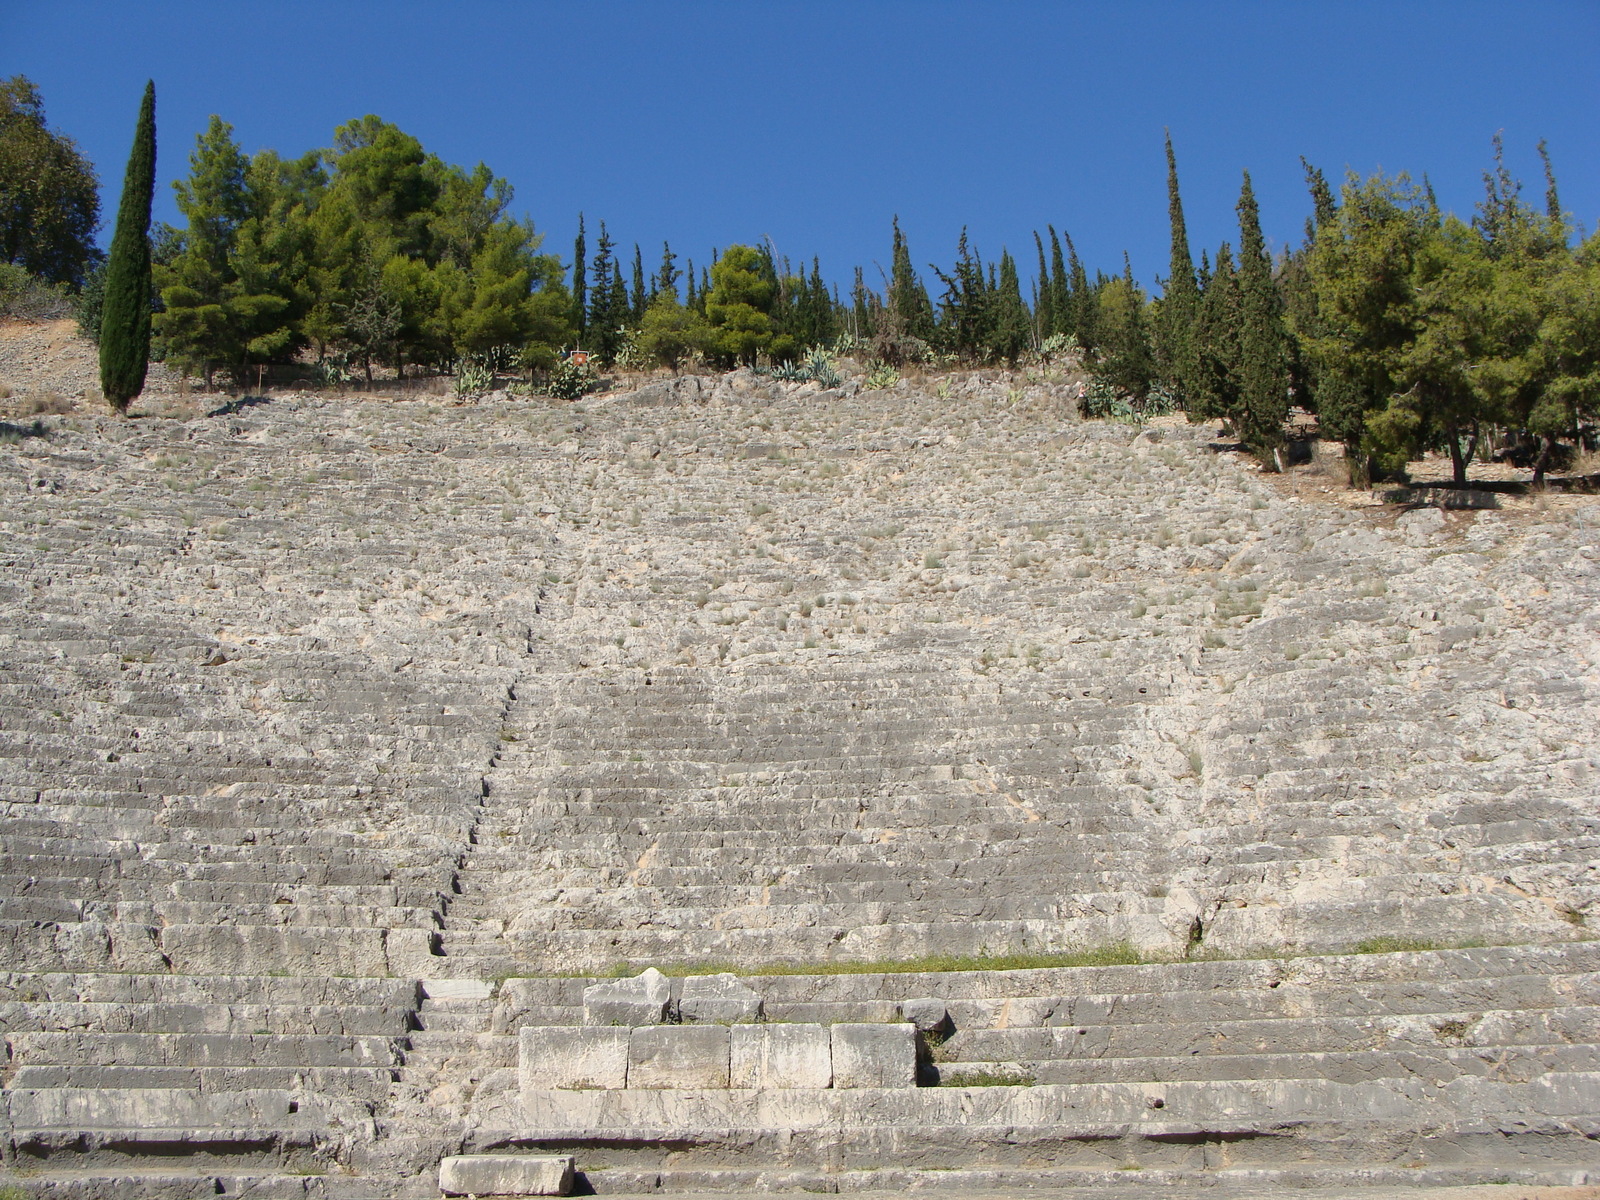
[831,1022,917,1088]
[730,1022,832,1089]
[628,1024,731,1090]
[519,1026,629,1091]
[679,972,763,1024]
[439,1153,574,1196]
[583,967,673,1026]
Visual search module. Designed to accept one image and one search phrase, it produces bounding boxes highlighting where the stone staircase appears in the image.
[421,945,1600,1193]
[1,375,1597,1196]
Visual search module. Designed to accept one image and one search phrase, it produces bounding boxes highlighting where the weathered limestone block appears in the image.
[519,1027,629,1092]
[831,1022,917,1088]
[730,1022,832,1088]
[583,967,673,1026]
[385,928,440,976]
[679,973,763,1024]
[439,1154,574,1197]
[900,997,951,1035]
[628,1024,730,1089]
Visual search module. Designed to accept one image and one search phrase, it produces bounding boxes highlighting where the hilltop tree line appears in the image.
[4,75,1598,484]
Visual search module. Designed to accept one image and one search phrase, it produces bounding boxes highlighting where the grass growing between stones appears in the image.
[598,942,1152,979]
[936,1066,1037,1087]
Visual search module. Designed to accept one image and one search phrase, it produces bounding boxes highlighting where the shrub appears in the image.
[74,261,105,342]
[0,262,72,319]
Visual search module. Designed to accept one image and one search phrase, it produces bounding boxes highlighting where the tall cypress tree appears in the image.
[990,248,1031,364]
[888,216,933,340]
[1235,171,1290,466]
[1032,231,1054,341]
[631,243,646,322]
[571,214,587,341]
[100,80,156,414]
[1192,243,1241,422]
[1064,231,1094,352]
[1047,227,1070,338]
[1157,131,1200,401]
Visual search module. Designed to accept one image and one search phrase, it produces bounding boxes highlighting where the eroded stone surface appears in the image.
[2,348,1598,1194]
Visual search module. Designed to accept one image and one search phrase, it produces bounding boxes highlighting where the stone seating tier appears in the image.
[1,377,1596,1195]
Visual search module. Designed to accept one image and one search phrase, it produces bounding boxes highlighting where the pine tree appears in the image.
[1093,254,1154,398]
[1156,131,1200,401]
[1302,157,1337,233]
[100,80,156,414]
[1537,139,1562,229]
[656,241,678,301]
[588,221,621,361]
[570,213,586,341]
[1281,158,1340,431]
[685,258,698,310]
[1234,171,1290,466]
[156,116,293,387]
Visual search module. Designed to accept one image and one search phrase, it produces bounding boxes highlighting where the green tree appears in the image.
[704,244,775,365]
[989,249,1031,364]
[631,243,647,323]
[1304,173,1421,481]
[1235,172,1290,465]
[155,117,290,386]
[931,229,991,360]
[1192,244,1241,422]
[571,214,587,339]
[1065,231,1095,352]
[1155,131,1199,402]
[0,76,100,285]
[588,222,627,362]
[889,216,934,341]
[100,81,156,414]
[636,289,709,370]
[655,240,680,301]
[1047,227,1071,339]
[1032,232,1053,341]
[1094,256,1154,398]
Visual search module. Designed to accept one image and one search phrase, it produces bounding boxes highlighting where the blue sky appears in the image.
[6,1,1598,296]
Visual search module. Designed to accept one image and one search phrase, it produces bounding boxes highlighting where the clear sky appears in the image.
[6,1,1597,296]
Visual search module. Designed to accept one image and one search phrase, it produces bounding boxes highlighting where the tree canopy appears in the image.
[0,75,100,285]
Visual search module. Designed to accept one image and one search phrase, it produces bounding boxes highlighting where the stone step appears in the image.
[578,1163,1600,1195]
[934,1040,1600,1086]
[947,1004,1600,1061]
[0,1171,404,1200]
[7,1063,400,1097]
[7,1030,405,1068]
[0,1000,413,1036]
[515,1072,1600,1167]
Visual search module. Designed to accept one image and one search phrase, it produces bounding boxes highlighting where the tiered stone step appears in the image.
[0,973,419,1172]
[463,946,1600,1192]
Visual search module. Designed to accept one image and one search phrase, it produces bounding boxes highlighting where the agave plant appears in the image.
[806,348,842,389]
[863,360,900,391]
